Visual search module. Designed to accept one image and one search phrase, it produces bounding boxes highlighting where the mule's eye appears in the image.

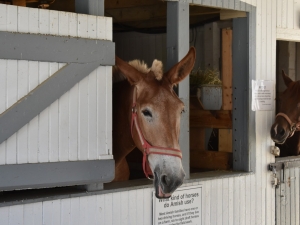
[142,109,152,117]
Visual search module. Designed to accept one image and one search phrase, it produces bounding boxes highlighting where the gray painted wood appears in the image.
[271,156,300,225]
[0,30,115,145]
[247,7,257,174]
[0,31,114,64]
[167,1,190,179]
[0,62,99,144]
[232,17,251,171]
[204,22,220,70]
[0,160,114,191]
[75,0,104,16]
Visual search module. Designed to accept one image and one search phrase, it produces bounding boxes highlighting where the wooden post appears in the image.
[232,18,250,171]
[204,22,220,70]
[221,28,233,110]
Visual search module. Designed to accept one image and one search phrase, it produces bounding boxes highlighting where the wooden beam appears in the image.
[112,14,220,32]
[108,4,220,24]
[112,17,167,30]
[220,9,246,20]
[105,0,159,9]
[12,0,26,6]
[190,5,220,16]
[190,150,233,170]
[221,28,233,110]
[190,128,205,151]
[106,3,167,23]
[218,129,232,152]
[190,109,232,129]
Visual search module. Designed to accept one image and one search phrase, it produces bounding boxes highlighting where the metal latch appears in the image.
[269,165,280,188]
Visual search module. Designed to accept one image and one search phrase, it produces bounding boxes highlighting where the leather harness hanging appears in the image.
[131,88,182,180]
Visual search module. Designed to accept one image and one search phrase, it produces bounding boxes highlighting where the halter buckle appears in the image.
[143,149,154,180]
[289,123,297,137]
[147,175,154,180]
[291,123,297,132]
[132,105,137,113]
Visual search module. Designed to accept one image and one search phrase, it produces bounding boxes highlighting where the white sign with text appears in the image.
[252,80,275,111]
[153,185,202,225]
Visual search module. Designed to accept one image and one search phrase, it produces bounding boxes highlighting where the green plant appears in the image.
[190,68,222,86]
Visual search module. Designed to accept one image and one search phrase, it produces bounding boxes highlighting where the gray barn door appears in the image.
[269,156,300,225]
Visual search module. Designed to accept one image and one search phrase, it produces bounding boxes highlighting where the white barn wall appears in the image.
[0,175,257,225]
[3,0,300,224]
[276,0,300,40]
[0,5,113,165]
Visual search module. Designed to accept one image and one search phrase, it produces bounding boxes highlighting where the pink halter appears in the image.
[276,112,300,137]
[131,88,182,179]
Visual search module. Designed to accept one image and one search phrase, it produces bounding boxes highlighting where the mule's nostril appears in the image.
[279,128,285,136]
[161,175,171,187]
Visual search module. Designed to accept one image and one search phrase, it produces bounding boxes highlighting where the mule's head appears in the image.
[116,47,196,198]
[270,70,300,144]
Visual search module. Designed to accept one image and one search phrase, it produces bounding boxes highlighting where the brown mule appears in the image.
[113,47,196,198]
[270,70,300,156]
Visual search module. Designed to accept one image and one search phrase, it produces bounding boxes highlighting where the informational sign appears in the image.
[153,185,202,225]
[252,80,274,111]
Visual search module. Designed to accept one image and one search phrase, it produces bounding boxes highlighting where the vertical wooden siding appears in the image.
[270,165,300,225]
[276,0,300,29]
[0,5,113,165]
[276,0,300,40]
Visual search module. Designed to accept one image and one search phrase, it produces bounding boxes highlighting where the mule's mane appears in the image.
[113,59,163,83]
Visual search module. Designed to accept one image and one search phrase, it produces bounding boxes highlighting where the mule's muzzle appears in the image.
[154,170,185,199]
[270,123,290,144]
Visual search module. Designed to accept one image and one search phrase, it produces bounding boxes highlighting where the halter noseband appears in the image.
[276,112,300,137]
[131,88,182,180]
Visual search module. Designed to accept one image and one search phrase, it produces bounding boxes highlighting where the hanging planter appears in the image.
[190,68,222,110]
[197,84,222,110]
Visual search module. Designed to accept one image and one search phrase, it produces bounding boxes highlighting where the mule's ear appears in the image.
[165,47,196,85]
[116,56,142,85]
[282,70,293,87]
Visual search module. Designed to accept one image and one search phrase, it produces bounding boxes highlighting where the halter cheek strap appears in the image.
[131,88,182,180]
[276,112,300,137]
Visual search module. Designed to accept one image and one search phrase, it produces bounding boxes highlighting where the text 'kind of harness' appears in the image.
[131,88,182,180]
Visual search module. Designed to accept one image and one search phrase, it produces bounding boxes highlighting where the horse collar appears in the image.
[131,87,182,180]
[276,112,300,137]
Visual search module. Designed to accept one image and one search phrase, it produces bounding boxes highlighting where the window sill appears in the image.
[0,170,253,208]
